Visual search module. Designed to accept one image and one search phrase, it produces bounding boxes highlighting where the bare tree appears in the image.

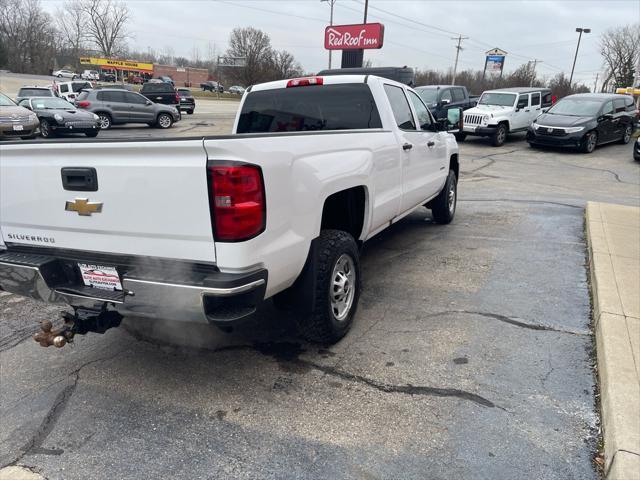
[57,1,88,68]
[270,50,302,80]
[79,0,129,57]
[225,27,274,86]
[600,24,639,91]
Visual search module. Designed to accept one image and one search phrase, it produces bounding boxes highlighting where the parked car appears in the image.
[140,82,180,109]
[201,81,224,93]
[18,97,100,138]
[228,85,246,95]
[527,93,636,153]
[416,85,478,120]
[75,88,180,129]
[177,88,195,114]
[0,92,39,140]
[81,70,99,81]
[53,81,93,103]
[156,76,174,86]
[128,76,144,85]
[52,69,78,79]
[634,137,640,161]
[462,87,553,146]
[0,74,462,345]
[100,72,116,82]
[15,86,54,104]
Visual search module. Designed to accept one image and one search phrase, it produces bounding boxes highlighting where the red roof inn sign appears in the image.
[324,23,385,50]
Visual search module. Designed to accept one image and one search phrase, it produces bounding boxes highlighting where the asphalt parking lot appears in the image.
[1,93,640,479]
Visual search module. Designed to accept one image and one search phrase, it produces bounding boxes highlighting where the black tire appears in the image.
[187,109,194,115]
[39,119,53,138]
[20,134,37,140]
[491,123,508,147]
[430,169,458,224]
[619,124,632,144]
[297,230,361,344]
[454,132,467,142]
[580,131,597,153]
[85,130,99,137]
[57,74,62,78]
[97,113,112,130]
[156,113,173,129]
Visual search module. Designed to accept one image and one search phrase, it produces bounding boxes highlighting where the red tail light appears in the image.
[77,101,91,108]
[207,164,265,242]
[175,93,180,103]
[286,77,323,88]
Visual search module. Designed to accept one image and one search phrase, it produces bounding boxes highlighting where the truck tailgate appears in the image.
[0,140,216,263]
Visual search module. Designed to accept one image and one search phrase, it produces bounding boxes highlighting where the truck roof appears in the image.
[485,87,550,94]
[249,74,407,93]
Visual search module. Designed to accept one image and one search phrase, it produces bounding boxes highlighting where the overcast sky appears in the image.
[42,0,639,86]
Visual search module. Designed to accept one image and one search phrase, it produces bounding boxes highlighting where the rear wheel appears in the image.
[491,123,508,146]
[296,230,361,344]
[619,124,632,144]
[430,169,457,224]
[187,109,194,115]
[156,113,173,129]
[580,131,597,153]
[97,113,112,130]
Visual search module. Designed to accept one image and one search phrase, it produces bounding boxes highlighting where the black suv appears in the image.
[527,93,636,153]
[177,88,195,114]
[140,82,180,109]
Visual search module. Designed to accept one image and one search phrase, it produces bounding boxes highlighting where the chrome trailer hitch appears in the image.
[33,306,123,348]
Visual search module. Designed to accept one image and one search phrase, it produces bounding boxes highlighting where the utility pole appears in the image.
[451,35,468,85]
[569,27,591,87]
[363,0,369,22]
[321,0,336,69]
[529,59,542,86]
[593,72,599,93]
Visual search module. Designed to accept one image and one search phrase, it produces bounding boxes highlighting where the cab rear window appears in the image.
[19,88,52,97]
[237,83,382,133]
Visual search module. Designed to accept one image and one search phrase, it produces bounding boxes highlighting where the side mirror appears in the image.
[441,98,451,105]
[446,107,464,132]
[23,104,32,110]
[146,100,152,106]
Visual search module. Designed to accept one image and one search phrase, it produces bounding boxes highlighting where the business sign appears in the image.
[483,48,507,78]
[325,23,385,50]
[79,57,153,72]
[217,56,247,67]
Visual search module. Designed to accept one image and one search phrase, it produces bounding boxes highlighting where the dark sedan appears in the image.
[527,93,636,153]
[177,88,195,114]
[18,97,100,138]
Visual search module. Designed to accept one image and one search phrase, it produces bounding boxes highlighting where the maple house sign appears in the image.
[324,23,385,50]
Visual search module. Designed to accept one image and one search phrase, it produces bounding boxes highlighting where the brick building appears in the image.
[152,64,209,87]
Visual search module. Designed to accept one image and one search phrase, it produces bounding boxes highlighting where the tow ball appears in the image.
[33,307,123,348]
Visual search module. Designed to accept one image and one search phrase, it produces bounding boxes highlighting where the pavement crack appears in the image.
[0,326,35,353]
[456,310,587,335]
[459,198,582,209]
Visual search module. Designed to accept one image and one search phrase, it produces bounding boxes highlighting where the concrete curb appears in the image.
[586,202,640,480]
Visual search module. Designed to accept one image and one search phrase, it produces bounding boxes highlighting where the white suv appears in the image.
[81,70,99,81]
[462,87,553,146]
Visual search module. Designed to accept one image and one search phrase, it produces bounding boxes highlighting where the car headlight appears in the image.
[564,126,585,133]
[29,113,38,121]
[92,114,99,120]
[54,113,63,122]
[481,115,489,125]
[532,123,541,130]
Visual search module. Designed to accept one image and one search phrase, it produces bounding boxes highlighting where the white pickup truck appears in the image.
[0,75,460,345]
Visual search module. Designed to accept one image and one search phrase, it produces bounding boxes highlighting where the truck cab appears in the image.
[463,87,553,146]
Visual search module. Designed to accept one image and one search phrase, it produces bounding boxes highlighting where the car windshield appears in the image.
[547,98,602,116]
[142,83,174,93]
[479,93,516,106]
[416,89,439,103]
[0,93,16,106]
[31,98,75,110]
[19,88,53,97]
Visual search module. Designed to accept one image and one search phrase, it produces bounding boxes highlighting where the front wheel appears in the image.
[619,124,632,144]
[97,113,112,129]
[297,230,361,344]
[580,131,597,153]
[39,119,53,138]
[430,169,457,224]
[491,124,507,147]
[156,113,173,129]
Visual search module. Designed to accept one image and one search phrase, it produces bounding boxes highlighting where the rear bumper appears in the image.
[0,249,267,324]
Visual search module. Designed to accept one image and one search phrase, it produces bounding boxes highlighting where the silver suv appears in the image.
[75,89,180,129]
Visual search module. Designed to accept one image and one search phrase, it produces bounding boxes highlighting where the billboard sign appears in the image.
[483,48,507,78]
[79,57,153,72]
[325,23,385,50]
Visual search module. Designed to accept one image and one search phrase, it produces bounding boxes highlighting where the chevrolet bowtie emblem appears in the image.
[65,198,103,216]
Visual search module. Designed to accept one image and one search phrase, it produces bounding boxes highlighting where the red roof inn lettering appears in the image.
[324,23,385,50]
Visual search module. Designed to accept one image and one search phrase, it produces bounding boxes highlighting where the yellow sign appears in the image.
[79,57,153,72]
[615,87,640,96]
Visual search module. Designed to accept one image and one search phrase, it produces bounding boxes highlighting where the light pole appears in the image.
[321,0,336,69]
[569,27,590,88]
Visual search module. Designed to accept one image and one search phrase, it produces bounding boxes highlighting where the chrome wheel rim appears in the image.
[40,121,49,137]
[624,127,631,143]
[330,254,356,322]
[448,180,456,214]
[587,133,596,151]
[497,127,506,144]
[98,115,110,129]
[159,115,171,128]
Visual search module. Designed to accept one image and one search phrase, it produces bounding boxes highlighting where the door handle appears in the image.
[402,143,413,151]
[427,141,435,147]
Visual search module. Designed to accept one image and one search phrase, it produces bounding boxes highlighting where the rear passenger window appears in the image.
[59,85,69,93]
[99,91,127,103]
[517,94,529,109]
[531,92,541,106]
[602,101,614,115]
[542,92,553,107]
[126,92,147,104]
[237,84,382,133]
[384,84,416,130]
[614,99,626,113]
[451,88,465,102]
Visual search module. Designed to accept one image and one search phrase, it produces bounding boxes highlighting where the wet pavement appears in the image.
[1,133,638,479]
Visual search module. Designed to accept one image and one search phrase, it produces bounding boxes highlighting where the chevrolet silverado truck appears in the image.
[0,75,461,346]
